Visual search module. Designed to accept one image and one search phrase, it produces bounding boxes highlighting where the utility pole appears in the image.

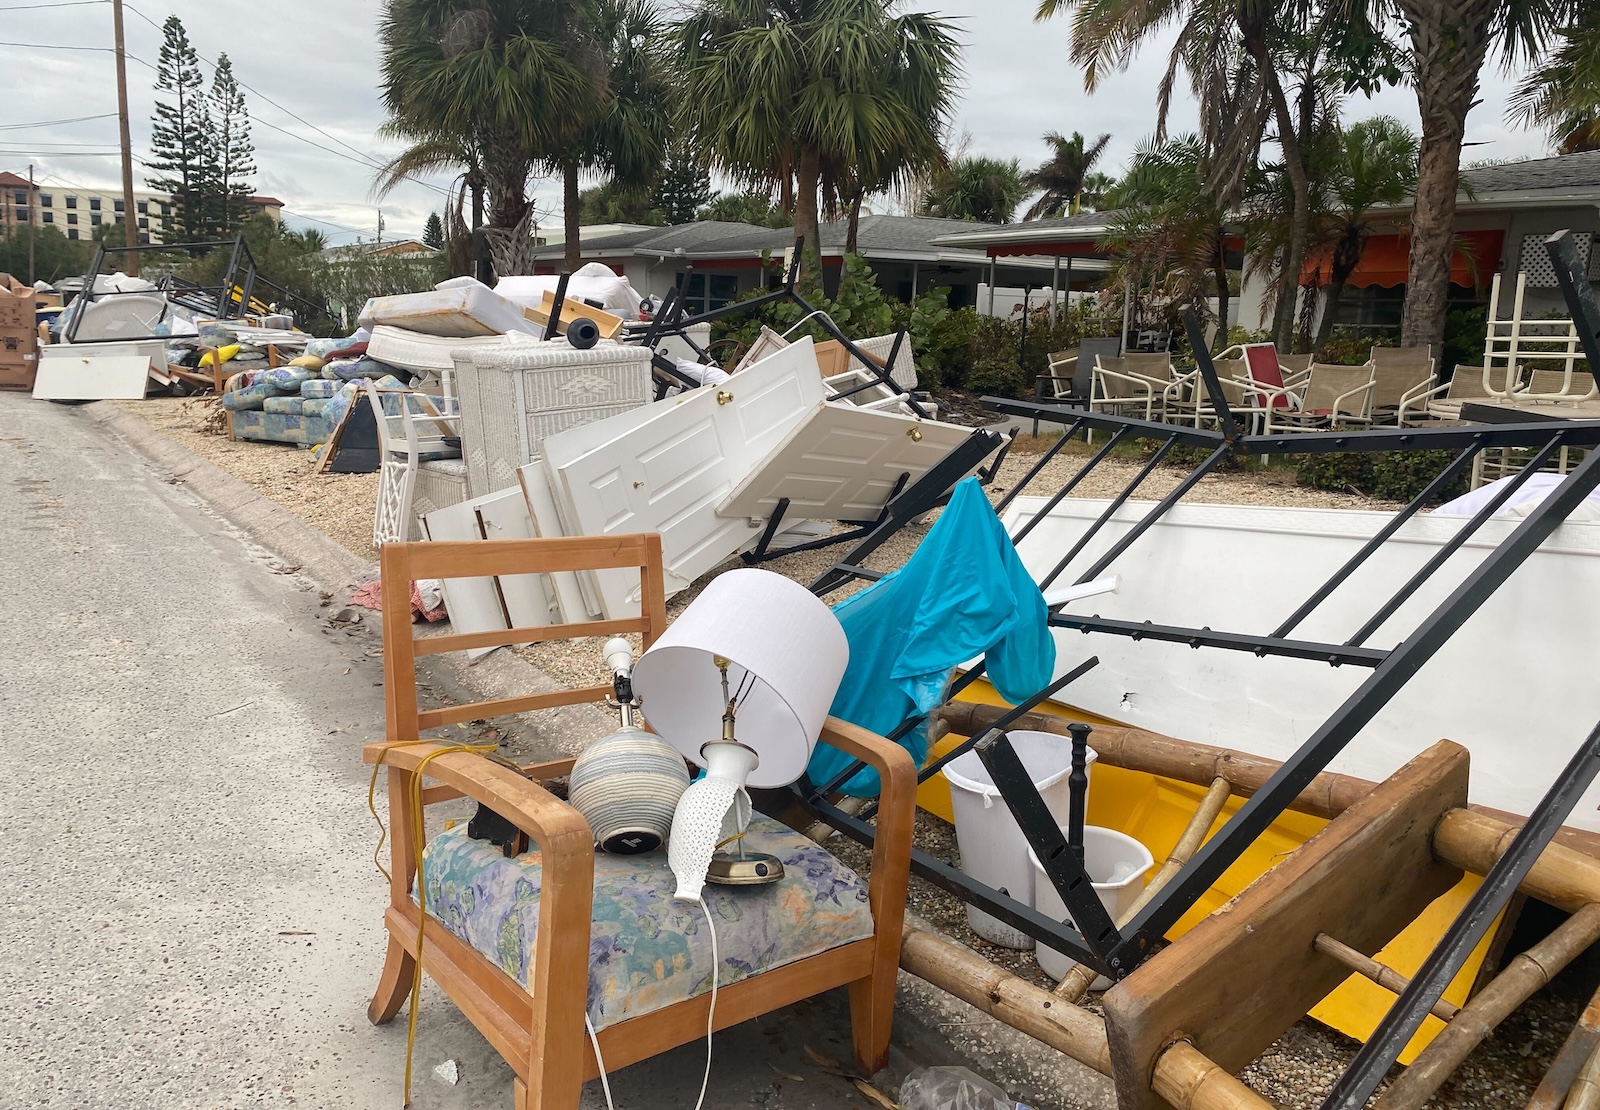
[376,208,384,247]
[27,164,35,286]
[111,0,139,275]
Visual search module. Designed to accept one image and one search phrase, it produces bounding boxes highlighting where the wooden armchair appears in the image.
[364,533,916,1110]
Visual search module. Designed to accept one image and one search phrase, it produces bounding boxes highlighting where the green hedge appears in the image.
[1293,450,1469,502]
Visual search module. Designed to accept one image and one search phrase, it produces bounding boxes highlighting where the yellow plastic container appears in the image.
[919,675,1497,1064]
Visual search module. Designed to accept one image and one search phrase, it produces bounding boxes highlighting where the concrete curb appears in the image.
[88,403,371,592]
[86,401,1113,1110]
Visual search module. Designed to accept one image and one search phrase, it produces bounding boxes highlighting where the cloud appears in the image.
[1,0,1556,244]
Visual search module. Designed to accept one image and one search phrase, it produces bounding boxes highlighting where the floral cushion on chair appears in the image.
[420,813,875,1029]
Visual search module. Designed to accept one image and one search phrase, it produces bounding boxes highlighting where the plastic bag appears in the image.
[898,1067,1028,1110]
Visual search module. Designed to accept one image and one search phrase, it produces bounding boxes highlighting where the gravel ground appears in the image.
[109,392,1575,1109]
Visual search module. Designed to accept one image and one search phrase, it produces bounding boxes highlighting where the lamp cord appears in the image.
[694,895,719,1110]
[586,1014,615,1110]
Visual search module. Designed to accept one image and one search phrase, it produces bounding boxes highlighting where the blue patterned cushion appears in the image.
[300,378,338,399]
[420,814,875,1029]
[231,410,333,445]
[262,396,307,415]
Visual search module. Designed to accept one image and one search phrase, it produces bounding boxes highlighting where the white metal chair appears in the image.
[1369,345,1436,423]
[1262,363,1377,435]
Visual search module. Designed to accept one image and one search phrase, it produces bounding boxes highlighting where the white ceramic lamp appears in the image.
[632,568,848,902]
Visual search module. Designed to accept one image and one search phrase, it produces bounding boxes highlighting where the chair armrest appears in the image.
[1333,380,1377,412]
[1095,368,1156,396]
[365,741,594,862]
[1399,378,1444,405]
[816,717,915,926]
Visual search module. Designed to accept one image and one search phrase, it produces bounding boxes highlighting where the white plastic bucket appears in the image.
[942,730,1096,948]
[1029,826,1154,989]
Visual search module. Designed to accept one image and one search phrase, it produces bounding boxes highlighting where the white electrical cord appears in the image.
[585,1014,616,1110]
[693,895,720,1110]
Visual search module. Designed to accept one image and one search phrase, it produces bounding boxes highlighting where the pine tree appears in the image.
[209,53,256,234]
[650,142,713,225]
[144,15,215,241]
[422,212,444,249]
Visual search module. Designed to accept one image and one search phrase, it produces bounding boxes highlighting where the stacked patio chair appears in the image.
[1036,336,1122,409]
[1091,351,1185,423]
[1369,345,1436,423]
[1261,362,1377,434]
[1401,364,1512,425]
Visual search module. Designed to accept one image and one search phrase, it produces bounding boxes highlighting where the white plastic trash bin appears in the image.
[942,730,1095,948]
[1029,826,1154,989]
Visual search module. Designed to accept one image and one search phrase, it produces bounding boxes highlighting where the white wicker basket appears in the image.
[452,340,653,497]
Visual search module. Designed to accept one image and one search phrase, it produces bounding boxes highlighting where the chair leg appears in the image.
[367,935,416,1025]
[848,973,896,1076]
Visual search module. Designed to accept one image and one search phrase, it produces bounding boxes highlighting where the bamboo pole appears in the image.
[933,703,1374,820]
[1434,809,1600,914]
[1526,982,1600,1109]
[1052,776,1233,1002]
[1567,1041,1600,1110]
[898,915,1275,1110]
[1374,903,1600,1110]
[1312,933,1460,1021]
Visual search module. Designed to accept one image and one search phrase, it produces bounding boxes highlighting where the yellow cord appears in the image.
[368,740,500,1107]
[714,829,748,853]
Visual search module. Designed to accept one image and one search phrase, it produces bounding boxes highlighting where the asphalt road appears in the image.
[0,393,901,1110]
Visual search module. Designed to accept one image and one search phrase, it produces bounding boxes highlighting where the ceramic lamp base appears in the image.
[706,851,784,885]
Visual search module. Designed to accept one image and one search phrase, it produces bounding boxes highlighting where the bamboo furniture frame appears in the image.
[365,533,916,1110]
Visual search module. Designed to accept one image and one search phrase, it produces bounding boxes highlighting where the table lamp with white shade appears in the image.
[632,568,849,903]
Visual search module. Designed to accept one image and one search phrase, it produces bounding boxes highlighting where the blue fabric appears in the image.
[806,477,1055,796]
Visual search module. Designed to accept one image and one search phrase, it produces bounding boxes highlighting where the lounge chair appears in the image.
[1091,354,1162,421]
[1517,367,1598,402]
[1182,357,1254,430]
[1402,364,1512,425]
[1261,362,1377,435]
[1035,336,1121,408]
[1369,345,1436,423]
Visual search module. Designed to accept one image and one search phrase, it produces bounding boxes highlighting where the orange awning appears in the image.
[1301,230,1504,289]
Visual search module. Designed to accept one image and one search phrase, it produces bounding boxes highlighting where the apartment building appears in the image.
[0,172,284,245]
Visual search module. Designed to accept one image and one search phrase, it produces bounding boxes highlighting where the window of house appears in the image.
[42,211,53,224]
[113,199,124,212]
[65,196,77,209]
[89,197,101,211]
[138,233,149,245]
[14,208,26,222]
[12,191,24,205]
[39,194,52,206]
[66,213,77,226]
[90,213,101,226]
[673,272,740,315]
[137,217,148,229]
[67,228,78,240]
[137,201,148,214]
[159,202,170,215]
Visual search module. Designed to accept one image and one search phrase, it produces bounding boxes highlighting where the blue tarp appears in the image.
[806,477,1056,796]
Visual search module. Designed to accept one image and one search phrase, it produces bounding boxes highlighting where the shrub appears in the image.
[1294,450,1468,502]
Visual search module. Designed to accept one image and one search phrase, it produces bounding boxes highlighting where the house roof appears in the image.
[1460,151,1600,202]
[535,214,1084,271]
[247,195,286,207]
[0,171,31,189]
[927,209,1127,249]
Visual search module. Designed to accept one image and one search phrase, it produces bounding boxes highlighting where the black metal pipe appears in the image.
[1183,308,1240,442]
[1320,717,1600,1110]
[983,397,1229,448]
[993,419,1084,515]
[1073,441,1234,585]
[1009,425,1130,546]
[544,272,571,341]
[1048,613,1388,667]
[1066,723,1091,866]
[1039,437,1178,589]
[1345,434,1565,647]
[1273,442,1485,639]
[1114,443,1600,961]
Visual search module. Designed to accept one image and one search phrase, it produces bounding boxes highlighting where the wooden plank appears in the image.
[523,290,625,341]
[397,535,657,579]
[416,685,612,729]
[412,617,645,657]
[1102,740,1470,1110]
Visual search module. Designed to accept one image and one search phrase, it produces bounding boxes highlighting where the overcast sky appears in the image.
[2,0,1555,244]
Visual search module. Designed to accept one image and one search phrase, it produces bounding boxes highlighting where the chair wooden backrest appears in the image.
[381,534,668,739]
[1302,363,1376,418]
[1369,345,1435,408]
[1241,343,1293,408]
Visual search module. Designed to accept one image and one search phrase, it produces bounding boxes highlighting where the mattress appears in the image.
[367,325,512,374]
[358,282,540,339]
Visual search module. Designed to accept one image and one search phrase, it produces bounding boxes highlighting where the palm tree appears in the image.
[378,0,600,233]
[1510,9,1600,154]
[918,156,1027,223]
[1306,116,1419,353]
[1079,170,1117,211]
[371,126,486,234]
[553,0,672,267]
[1023,131,1111,219]
[1395,0,1583,349]
[1102,135,1233,343]
[675,0,959,278]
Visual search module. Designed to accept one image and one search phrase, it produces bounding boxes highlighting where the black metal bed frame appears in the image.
[64,233,327,344]
[787,231,1600,1009]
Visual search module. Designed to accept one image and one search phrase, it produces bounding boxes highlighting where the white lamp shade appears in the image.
[632,568,848,789]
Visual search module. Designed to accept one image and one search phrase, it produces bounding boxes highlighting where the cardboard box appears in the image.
[0,326,38,391]
[0,274,32,330]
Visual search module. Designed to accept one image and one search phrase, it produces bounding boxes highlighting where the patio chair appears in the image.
[1402,364,1512,425]
[1261,362,1377,435]
[365,533,915,1110]
[1035,336,1121,407]
[1185,357,1255,430]
[1238,342,1303,412]
[1091,354,1161,421]
[1368,345,1436,422]
[367,384,462,547]
[1517,367,1598,402]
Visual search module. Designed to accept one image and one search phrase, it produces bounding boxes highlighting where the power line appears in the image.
[0,1,107,8]
[0,112,118,130]
[0,150,120,157]
[0,40,112,50]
